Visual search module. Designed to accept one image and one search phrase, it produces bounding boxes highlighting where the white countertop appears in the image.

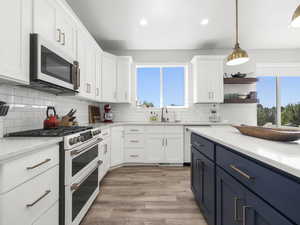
[0,137,62,163]
[88,121,229,129]
[189,126,300,178]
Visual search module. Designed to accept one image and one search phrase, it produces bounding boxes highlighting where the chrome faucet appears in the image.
[161,107,168,122]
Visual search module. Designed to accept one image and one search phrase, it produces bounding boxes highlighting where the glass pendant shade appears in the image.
[291,5,300,28]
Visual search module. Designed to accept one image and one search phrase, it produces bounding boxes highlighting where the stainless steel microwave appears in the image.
[29,33,80,95]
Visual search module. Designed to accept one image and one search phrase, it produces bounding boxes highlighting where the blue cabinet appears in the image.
[191,147,215,225]
[216,167,293,225]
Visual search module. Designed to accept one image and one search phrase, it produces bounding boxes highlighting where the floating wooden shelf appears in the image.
[224,78,258,84]
[224,98,258,104]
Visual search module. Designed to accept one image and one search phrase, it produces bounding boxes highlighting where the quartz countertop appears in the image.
[188,126,300,178]
[87,121,229,129]
[0,137,62,163]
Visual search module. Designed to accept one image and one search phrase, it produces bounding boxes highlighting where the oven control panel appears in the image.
[64,128,101,149]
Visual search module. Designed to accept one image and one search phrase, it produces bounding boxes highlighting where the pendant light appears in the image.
[226,0,249,66]
[291,4,300,28]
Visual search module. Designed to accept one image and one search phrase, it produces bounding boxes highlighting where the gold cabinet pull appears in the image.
[230,165,253,180]
[26,158,51,170]
[234,197,243,221]
[26,190,51,207]
[242,205,252,225]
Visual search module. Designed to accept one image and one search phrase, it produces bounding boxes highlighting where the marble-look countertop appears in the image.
[87,121,229,129]
[188,126,300,178]
[0,137,62,163]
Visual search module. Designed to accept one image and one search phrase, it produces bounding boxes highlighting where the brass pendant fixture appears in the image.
[291,4,300,28]
[226,0,249,66]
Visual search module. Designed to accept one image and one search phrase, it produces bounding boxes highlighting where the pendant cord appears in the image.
[236,0,239,45]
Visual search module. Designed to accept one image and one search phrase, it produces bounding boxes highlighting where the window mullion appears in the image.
[276,76,281,127]
[160,67,164,108]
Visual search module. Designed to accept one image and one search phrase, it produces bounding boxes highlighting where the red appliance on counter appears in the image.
[44,106,59,129]
[103,104,113,123]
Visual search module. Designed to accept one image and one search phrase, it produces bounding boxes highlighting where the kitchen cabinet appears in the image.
[192,55,224,103]
[145,134,165,163]
[116,56,132,103]
[110,127,124,167]
[0,0,31,84]
[33,0,76,58]
[95,50,103,101]
[216,167,293,225]
[32,202,59,225]
[145,126,183,163]
[102,52,117,102]
[184,127,191,163]
[191,147,215,225]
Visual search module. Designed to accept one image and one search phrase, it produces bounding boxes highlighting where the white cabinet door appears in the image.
[145,135,164,163]
[85,41,97,99]
[110,127,124,167]
[192,55,224,103]
[184,127,191,163]
[0,0,31,84]
[32,202,59,225]
[56,8,77,58]
[95,50,103,101]
[102,52,117,102]
[32,0,57,44]
[116,56,132,103]
[164,135,183,163]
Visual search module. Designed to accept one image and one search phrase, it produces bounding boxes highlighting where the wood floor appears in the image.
[81,166,207,225]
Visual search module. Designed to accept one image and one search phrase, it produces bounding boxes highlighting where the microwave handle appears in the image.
[73,61,80,90]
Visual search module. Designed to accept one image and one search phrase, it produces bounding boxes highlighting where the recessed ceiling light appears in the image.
[139,18,148,27]
[201,19,209,26]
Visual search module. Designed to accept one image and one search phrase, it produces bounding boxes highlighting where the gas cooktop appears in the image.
[7,126,93,137]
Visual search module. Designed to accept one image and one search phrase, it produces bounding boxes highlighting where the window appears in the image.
[257,76,300,127]
[136,66,186,108]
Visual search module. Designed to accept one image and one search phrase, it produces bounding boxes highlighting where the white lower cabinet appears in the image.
[164,135,183,163]
[110,127,124,167]
[32,202,59,225]
[0,166,59,225]
[145,134,164,163]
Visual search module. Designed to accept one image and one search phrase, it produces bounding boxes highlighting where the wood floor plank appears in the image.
[80,166,207,225]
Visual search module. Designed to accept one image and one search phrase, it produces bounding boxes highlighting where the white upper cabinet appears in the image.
[33,0,76,58]
[192,55,225,103]
[102,52,117,102]
[0,0,31,84]
[95,49,103,101]
[116,56,132,103]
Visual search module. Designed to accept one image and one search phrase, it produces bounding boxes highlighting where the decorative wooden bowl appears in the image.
[232,125,300,142]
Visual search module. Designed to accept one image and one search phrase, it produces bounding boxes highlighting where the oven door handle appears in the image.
[70,160,102,191]
[71,138,103,156]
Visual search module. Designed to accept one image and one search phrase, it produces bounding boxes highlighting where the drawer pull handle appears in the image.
[102,133,108,136]
[26,190,51,207]
[26,158,51,170]
[230,165,253,180]
[242,206,252,225]
[234,197,242,221]
[130,140,139,143]
[130,155,139,158]
[130,129,139,132]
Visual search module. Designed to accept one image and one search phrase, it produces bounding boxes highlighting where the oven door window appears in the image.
[72,167,98,221]
[41,46,73,83]
[72,145,99,176]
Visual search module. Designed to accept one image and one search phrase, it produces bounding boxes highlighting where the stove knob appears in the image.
[69,138,75,145]
[76,137,81,143]
[80,136,85,142]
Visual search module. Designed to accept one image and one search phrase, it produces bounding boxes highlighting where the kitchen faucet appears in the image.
[161,107,168,122]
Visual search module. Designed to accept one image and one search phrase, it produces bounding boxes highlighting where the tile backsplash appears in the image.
[0,84,98,136]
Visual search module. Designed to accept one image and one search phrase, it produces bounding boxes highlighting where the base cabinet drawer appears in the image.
[32,201,58,225]
[124,134,144,148]
[0,166,59,225]
[125,149,145,163]
[125,126,144,134]
[216,145,300,224]
[0,144,59,193]
[216,167,293,225]
[191,133,214,160]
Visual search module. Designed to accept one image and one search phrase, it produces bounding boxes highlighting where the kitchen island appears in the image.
[189,126,300,225]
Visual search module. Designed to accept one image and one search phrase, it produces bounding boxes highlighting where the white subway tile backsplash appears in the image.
[0,84,98,136]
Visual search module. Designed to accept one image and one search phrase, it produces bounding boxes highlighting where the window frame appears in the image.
[135,64,188,109]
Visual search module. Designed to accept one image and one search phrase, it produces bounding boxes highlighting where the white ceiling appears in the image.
[66,0,300,51]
